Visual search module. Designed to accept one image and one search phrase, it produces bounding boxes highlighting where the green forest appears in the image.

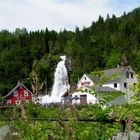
[0,7,140,97]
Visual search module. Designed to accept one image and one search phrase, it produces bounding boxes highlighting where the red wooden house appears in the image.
[3,82,33,105]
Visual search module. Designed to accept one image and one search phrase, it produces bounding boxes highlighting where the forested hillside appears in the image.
[0,7,140,96]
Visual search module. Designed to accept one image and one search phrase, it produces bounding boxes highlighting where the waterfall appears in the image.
[50,56,70,103]
[38,56,70,104]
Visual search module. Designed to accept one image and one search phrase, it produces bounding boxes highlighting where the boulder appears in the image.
[0,125,20,140]
[109,131,140,140]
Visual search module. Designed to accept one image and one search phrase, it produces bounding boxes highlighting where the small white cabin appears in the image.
[77,74,94,90]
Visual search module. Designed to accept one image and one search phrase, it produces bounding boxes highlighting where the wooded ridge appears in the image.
[0,7,140,97]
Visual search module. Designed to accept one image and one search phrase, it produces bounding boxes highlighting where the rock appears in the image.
[109,131,140,140]
[0,125,20,140]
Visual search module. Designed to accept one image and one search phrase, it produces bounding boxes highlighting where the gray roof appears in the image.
[109,95,128,105]
[96,90,127,105]
[86,66,133,84]
[96,86,118,93]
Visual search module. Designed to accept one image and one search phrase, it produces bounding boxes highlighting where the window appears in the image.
[131,73,134,78]
[80,95,87,105]
[84,77,86,80]
[7,100,11,104]
[13,90,18,96]
[124,82,127,88]
[16,100,20,104]
[114,83,117,88]
[24,90,28,96]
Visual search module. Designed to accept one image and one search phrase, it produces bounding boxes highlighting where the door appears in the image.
[80,95,87,105]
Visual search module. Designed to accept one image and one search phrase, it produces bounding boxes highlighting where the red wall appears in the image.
[4,86,32,105]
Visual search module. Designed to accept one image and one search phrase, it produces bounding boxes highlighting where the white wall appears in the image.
[77,74,94,90]
[102,83,120,91]
[72,92,98,104]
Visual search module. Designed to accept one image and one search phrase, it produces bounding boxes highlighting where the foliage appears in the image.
[1,101,140,139]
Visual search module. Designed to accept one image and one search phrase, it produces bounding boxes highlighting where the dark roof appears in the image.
[84,85,117,92]
[3,82,33,99]
[86,66,133,84]
[96,86,118,93]
[86,74,98,82]
[109,95,127,105]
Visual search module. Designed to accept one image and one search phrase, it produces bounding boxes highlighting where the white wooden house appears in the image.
[77,74,94,90]
[76,66,137,104]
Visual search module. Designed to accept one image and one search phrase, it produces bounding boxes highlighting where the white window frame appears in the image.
[16,100,20,104]
[16,100,20,105]
[7,100,11,104]
[24,90,29,97]
[13,90,18,96]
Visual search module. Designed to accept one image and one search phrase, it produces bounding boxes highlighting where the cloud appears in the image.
[0,0,139,31]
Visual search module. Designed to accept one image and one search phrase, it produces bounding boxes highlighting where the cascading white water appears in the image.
[50,56,70,102]
[38,56,70,104]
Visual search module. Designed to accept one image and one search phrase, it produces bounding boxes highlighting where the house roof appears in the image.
[3,82,33,99]
[85,66,133,84]
[84,85,118,93]
[109,95,128,105]
[96,86,118,93]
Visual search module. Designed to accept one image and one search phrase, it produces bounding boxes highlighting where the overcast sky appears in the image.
[0,0,139,32]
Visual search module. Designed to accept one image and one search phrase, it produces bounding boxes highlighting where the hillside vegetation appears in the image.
[0,7,140,96]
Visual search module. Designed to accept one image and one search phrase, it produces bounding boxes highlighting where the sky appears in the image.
[0,0,139,32]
